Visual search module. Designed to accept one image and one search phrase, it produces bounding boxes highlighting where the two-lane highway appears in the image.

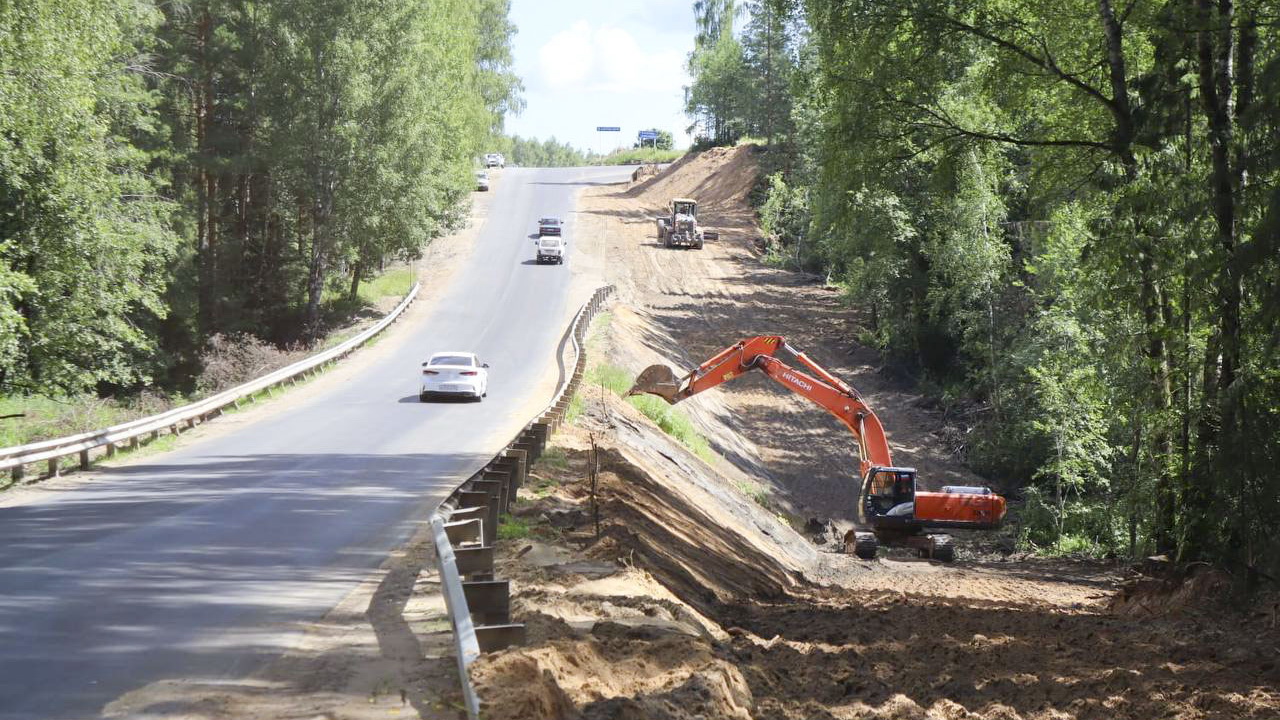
[0,165,632,719]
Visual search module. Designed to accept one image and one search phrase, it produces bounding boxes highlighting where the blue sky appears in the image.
[505,0,698,153]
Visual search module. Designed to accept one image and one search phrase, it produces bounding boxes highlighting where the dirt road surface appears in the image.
[473,148,1280,720]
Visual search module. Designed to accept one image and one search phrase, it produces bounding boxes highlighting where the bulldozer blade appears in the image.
[626,364,684,404]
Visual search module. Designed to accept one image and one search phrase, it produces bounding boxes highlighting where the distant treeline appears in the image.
[687,0,1280,578]
[495,135,595,168]
[0,0,521,396]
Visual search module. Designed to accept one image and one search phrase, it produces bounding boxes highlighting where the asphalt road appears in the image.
[0,165,633,720]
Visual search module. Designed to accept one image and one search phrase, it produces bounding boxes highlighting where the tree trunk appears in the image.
[348,262,363,302]
[195,4,217,336]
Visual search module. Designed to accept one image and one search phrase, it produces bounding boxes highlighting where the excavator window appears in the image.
[867,469,915,516]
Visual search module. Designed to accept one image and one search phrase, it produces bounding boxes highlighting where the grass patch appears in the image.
[735,479,771,507]
[565,391,585,424]
[0,395,141,448]
[540,446,570,472]
[626,394,714,462]
[585,311,612,354]
[601,148,685,166]
[497,514,534,540]
[586,363,634,396]
[358,266,416,303]
[528,472,562,497]
[584,363,716,464]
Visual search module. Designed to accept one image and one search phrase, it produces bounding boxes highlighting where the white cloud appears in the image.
[537,21,688,94]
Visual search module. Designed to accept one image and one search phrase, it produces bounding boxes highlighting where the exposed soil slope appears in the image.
[572,146,983,524]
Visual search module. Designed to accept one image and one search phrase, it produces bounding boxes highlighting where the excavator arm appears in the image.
[628,336,893,478]
[628,336,1007,562]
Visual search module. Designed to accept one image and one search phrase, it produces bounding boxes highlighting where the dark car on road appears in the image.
[538,217,562,236]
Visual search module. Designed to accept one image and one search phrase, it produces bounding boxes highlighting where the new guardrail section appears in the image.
[431,285,613,719]
[2,284,422,482]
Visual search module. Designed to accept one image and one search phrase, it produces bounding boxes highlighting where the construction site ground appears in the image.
[471,147,1280,720]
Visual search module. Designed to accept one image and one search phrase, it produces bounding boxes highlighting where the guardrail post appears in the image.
[463,580,511,625]
[444,518,482,545]
[457,490,494,546]
[454,546,495,577]
[530,423,550,455]
[504,449,527,492]
[11,464,23,483]
[79,450,90,470]
[474,624,527,652]
[470,480,502,547]
[489,460,518,511]
[514,437,538,464]
[482,470,510,515]
[48,458,59,478]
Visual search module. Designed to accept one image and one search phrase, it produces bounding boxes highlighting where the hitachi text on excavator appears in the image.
[627,336,1006,562]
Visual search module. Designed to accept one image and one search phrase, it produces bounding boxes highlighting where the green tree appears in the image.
[0,0,177,395]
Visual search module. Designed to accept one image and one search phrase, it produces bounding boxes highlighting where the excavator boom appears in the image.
[628,336,893,477]
[627,336,1007,560]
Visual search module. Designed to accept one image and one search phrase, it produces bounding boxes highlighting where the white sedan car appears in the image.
[419,352,489,402]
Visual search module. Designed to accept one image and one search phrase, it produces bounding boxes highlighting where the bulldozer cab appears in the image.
[863,467,917,519]
[671,198,697,216]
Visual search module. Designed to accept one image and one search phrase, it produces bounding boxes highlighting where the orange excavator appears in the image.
[627,336,1006,562]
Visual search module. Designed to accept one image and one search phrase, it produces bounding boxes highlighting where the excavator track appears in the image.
[924,534,955,562]
[846,531,879,560]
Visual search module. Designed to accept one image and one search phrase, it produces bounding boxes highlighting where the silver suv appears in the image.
[535,236,565,265]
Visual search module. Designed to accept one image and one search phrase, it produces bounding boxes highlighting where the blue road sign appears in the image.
[638,130,659,140]
[596,126,621,132]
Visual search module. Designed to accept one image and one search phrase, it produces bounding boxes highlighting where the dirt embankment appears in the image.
[474,147,1280,720]
[571,145,984,525]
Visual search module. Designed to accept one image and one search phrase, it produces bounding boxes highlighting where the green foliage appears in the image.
[0,0,522,408]
[686,0,1280,572]
[586,364,633,396]
[497,514,533,540]
[601,148,685,166]
[627,394,715,463]
[0,0,178,395]
[686,0,797,147]
[503,135,593,167]
[634,129,675,151]
[565,391,585,424]
[587,363,715,462]
[1018,487,1122,558]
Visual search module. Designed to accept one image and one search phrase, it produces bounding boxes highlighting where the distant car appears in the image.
[538,217,562,236]
[420,352,489,402]
[484,153,505,168]
[475,171,489,191]
[535,235,566,264]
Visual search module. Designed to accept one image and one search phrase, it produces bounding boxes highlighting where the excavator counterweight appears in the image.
[627,337,1007,562]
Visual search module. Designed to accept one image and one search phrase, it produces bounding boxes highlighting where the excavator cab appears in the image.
[861,466,919,526]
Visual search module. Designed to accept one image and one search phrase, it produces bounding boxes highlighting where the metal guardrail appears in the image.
[3,283,422,482]
[430,285,613,720]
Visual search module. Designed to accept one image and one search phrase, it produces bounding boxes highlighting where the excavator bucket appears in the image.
[626,364,684,404]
